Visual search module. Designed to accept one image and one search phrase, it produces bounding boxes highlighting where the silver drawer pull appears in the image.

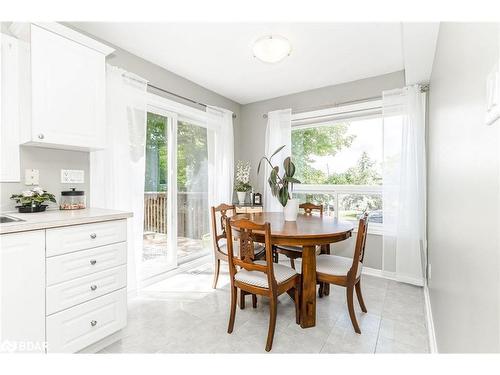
[90,259,97,265]
[90,320,97,327]
[37,133,44,140]
[90,285,97,291]
[90,233,97,239]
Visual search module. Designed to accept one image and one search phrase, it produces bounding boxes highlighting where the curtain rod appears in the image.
[262,95,381,119]
[261,85,430,119]
[148,83,237,119]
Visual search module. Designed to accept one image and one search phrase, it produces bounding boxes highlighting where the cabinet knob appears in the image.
[90,259,97,265]
[90,233,97,239]
[90,285,97,291]
[37,134,44,140]
[90,320,97,327]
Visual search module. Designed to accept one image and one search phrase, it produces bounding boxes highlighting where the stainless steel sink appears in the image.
[0,215,25,224]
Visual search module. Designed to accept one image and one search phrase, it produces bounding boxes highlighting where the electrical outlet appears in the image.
[25,169,39,185]
[61,169,84,184]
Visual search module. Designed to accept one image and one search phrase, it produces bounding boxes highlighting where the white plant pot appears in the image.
[283,198,299,221]
[237,191,246,205]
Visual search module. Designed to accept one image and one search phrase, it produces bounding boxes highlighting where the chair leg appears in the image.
[239,290,245,310]
[212,259,220,289]
[318,282,324,298]
[355,280,367,313]
[346,286,361,334]
[294,286,300,325]
[290,257,295,269]
[266,296,278,352]
[228,286,237,333]
[252,294,257,308]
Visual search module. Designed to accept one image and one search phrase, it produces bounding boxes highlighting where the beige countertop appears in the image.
[0,208,133,235]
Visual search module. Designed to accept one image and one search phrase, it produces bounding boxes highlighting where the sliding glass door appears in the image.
[176,120,210,264]
[143,112,173,279]
[142,108,211,280]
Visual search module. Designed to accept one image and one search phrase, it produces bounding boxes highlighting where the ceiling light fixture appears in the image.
[252,35,291,64]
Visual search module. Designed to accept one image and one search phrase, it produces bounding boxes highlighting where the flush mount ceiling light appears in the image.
[252,35,292,63]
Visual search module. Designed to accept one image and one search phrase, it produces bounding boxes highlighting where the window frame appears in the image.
[291,99,384,235]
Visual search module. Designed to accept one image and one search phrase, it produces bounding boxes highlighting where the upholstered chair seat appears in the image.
[234,260,297,288]
[296,254,362,278]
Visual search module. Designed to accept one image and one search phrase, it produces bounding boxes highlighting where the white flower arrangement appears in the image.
[235,160,252,192]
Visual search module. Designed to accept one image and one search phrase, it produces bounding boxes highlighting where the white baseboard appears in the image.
[362,267,424,286]
[424,283,438,353]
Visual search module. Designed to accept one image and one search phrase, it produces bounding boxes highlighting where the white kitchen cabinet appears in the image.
[0,213,129,353]
[10,23,114,151]
[0,230,46,353]
[0,33,21,182]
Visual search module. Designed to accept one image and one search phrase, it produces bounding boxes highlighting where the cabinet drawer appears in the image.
[46,242,127,286]
[46,265,127,315]
[46,288,127,353]
[46,219,127,257]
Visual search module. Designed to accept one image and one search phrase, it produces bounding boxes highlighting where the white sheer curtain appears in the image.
[90,65,148,295]
[382,85,426,285]
[263,109,292,212]
[206,106,234,206]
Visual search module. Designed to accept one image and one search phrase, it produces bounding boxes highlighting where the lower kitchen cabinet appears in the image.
[0,230,46,353]
[0,218,128,353]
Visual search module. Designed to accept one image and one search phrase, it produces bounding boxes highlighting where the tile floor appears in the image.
[99,261,430,354]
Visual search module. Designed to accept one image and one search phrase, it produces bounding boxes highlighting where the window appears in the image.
[291,100,383,231]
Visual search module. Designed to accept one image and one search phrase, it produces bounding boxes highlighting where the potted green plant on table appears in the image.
[235,160,252,205]
[10,187,56,213]
[258,145,301,221]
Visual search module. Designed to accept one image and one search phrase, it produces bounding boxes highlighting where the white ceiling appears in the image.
[72,23,408,104]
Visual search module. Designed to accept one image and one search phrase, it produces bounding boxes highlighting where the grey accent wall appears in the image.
[333,233,384,271]
[237,71,405,190]
[428,23,499,353]
[0,147,89,212]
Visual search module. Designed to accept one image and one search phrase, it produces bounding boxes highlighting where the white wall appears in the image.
[428,23,500,352]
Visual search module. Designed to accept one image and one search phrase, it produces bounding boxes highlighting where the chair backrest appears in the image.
[225,217,277,291]
[299,202,323,215]
[210,203,235,256]
[348,213,369,280]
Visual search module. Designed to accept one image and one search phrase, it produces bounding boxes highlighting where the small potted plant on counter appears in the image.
[10,187,56,213]
[235,160,252,205]
[258,145,301,221]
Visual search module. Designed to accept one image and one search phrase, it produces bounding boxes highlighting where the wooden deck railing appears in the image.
[144,192,209,239]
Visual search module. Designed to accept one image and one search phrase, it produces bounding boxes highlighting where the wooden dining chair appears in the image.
[299,213,369,334]
[210,204,266,289]
[275,203,326,268]
[226,217,301,352]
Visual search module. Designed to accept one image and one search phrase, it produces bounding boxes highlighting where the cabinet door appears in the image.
[0,34,21,182]
[30,25,105,150]
[0,230,46,353]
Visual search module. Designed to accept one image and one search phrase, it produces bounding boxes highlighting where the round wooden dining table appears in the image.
[232,212,354,329]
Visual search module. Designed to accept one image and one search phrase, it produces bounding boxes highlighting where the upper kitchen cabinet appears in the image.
[10,23,114,151]
[1,33,21,182]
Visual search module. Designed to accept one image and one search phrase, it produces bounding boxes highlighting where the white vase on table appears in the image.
[237,191,246,205]
[283,198,299,221]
